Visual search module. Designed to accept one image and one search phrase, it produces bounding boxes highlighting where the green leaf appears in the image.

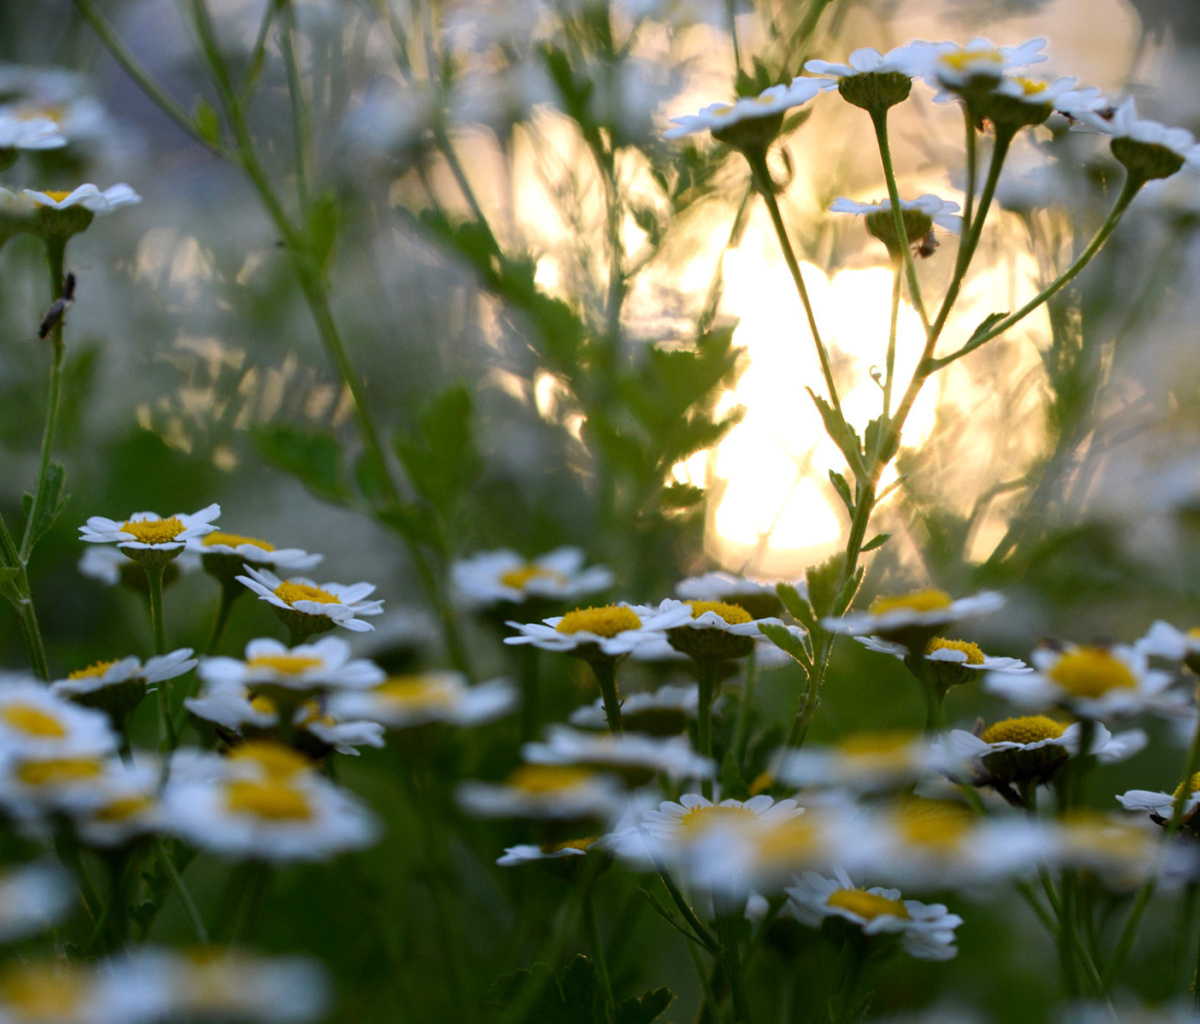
[487,956,599,1024]
[759,621,811,669]
[251,426,348,503]
[861,533,891,553]
[775,582,816,633]
[393,384,481,511]
[828,470,854,514]
[965,311,1009,349]
[193,99,222,147]
[23,462,68,550]
[615,988,674,1024]
[806,388,862,470]
[805,552,847,619]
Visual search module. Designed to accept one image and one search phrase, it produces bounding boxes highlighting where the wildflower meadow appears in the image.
[6,0,1200,1022]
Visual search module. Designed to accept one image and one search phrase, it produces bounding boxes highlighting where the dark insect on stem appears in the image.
[912,231,939,259]
[38,272,77,339]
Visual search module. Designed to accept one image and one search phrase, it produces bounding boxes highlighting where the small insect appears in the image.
[912,231,939,259]
[38,272,76,340]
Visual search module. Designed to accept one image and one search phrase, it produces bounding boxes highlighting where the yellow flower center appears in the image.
[1187,627,1200,639]
[981,715,1066,745]
[249,695,276,716]
[38,190,73,203]
[1,705,65,738]
[827,888,909,921]
[836,730,916,758]
[376,676,454,708]
[926,637,984,665]
[499,565,566,589]
[227,741,311,779]
[1173,773,1200,800]
[1061,810,1149,859]
[273,581,340,606]
[224,780,312,821]
[121,516,185,544]
[67,659,119,680]
[203,532,275,551]
[687,601,752,625]
[869,588,952,616]
[895,801,972,850]
[245,653,323,674]
[1016,77,1048,96]
[506,764,595,794]
[540,836,597,854]
[712,104,734,115]
[556,606,642,638]
[94,795,153,822]
[940,48,1003,73]
[1047,648,1137,698]
[754,817,820,863]
[679,804,756,833]
[16,758,103,786]
[0,964,85,1020]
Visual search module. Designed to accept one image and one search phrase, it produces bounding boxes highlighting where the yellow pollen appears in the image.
[1,705,65,738]
[1173,773,1200,800]
[17,758,103,786]
[94,795,153,822]
[67,659,119,680]
[927,637,985,665]
[687,601,752,625]
[981,715,1066,745]
[827,888,909,921]
[1048,648,1137,698]
[896,801,972,850]
[555,606,642,638]
[38,190,73,203]
[120,516,185,544]
[540,836,597,854]
[0,964,85,1020]
[1017,78,1048,96]
[499,565,566,589]
[273,580,340,606]
[376,676,453,708]
[506,764,595,794]
[246,653,323,675]
[869,588,952,616]
[680,804,756,833]
[227,741,312,779]
[940,48,1003,72]
[225,779,312,821]
[203,531,275,552]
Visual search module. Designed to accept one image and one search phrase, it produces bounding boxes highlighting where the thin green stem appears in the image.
[144,564,167,656]
[960,109,978,237]
[1101,877,1155,991]
[278,0,312,211]
[157,840,210,944]
[205,579,243,655]
[696,659,717,800]
[734,650,757,767]
[882,258,902,421]
[590,658,624,734]
[871,109,928,329]
[239,0,283,104]
[715,910,752,1024]
[652,857,718,953]
[228,860,271,945]
[584,879,616,1023]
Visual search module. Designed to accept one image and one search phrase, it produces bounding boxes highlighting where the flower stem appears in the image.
[871,109,929,329]
[696,659,718,799]
[583,876,616,1023]
[205,579,243,655]
[715,909,752,1024]
[144,564,167,655]
[590,658,624,734]
[157,840,210,944]
[734,650,757,768]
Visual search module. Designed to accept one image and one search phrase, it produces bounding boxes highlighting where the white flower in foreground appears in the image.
[823,589,1004,645]
[0,956,170,1024]
[0,112,64,150]
[52,648,196,699]
[327,672,516,729]
[925,37,1048,89]
[81,504,221,553]
[569,683,700,734]
[0,752,125,819]
[784,867,963,960]
[451,546,614,608]
[1075,97,1200,178]
[1137,620,1200,662]
[0,861,72,941]
[503,602,694,658]
[457,765,629,821]
[0,680,117,757]
[1051,811,1171,886]
[522,725,713,782]
[831,195,963,234]
[653,597,804,663]
[237,566,385,635]
[69,757,161,848]
[985,644,1177,720]
[191,530,322,575]
[664,78,832,141]
[676,572,803,619]
[804,43,936,80]
[24,183,141,213]
[200,637,384,693]
[773,730,950,792]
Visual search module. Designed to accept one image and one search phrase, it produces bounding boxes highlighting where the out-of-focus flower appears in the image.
[497,836,602,866]
[327,672,516,729]
[79,545,200,588]
[1074,97,1200,179]
[457,764,628,821]
[664,79,832,148]
[237,566,385,636]
[784,867,963,960]
[1118,771,1200,826]
[53,649,196,700]
[68,756,161,848]
[0,111,64,151]
[773,730,952,792]
[0,680,117,758]
[192,531,322,580]
[832,194,963,234]
[0,957,170,1024]
[503,602,693,658]
[652,598,801,663]
[25,182,140,212]
[1137,620,1200,669]
[924,37,1049,91]
[199,637,384,694]
[451,547,614,609]
[676,572,801,619]
[0,861,72,941]
[805,43,936,81]
[822,589,1004,652]
[522,725,713,783]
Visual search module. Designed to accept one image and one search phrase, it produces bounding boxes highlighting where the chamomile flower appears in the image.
[925,37,1049,91]
[0,861,72,941]
[663,78,832,147]
[326,672,517,729]
[522,725,714,783]
[0,957,170,1024]
[773,730,951,792]
[456,764,628,822]
[24,183,141,212]
[199,637,385,694]
[568,683,700,735]
[78,544,199,588]
[804,43,935,80]
[0,111,65,151]
[858,634,1029,693]
[676,572,802,620]
[52,648,197,700]
[823,588,1002,639]
[1118,772,1200,827]
[192,531,322,579]
[985,643,1177,720]
[1136,620,1200,666]
[1074,97,1200,179]
[1051,811,1169,885]
[237,566,385,637]
[80,504,221,565]
[832,194,963,234]
[497,837,602,866]
[654,598,803,663]
[0,752,117,819]
[68,757,161,848]
[0,680,117,758]
[451,547,614,609]
[503,602,694,658]
[784,867,963,960]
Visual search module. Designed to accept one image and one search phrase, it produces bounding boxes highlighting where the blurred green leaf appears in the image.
[251,426,348,503]
[22,462,67,551]
[193,99,222,147]
[829,470,853,514]
[306,192,341,274]
[615,987,673,1024]
[861,533,890,552]
[393,384,480,511]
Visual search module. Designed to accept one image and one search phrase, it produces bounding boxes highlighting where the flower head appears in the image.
[0,680,118,759]
[0,112,65,152]
[676,572,801,620]
[664,79,832,150]
[1074,97,1200,180]
[831,195,962,255]
[24,183,141,212]
[655,597,801,663]
[773,730,949,792]
[457,764,628,822]
[503,602,694,659]
[80,504,221,568]
[822,588,1003,652]
[237,566,384,637]
[522,725,714,784]
[925,37,1049,91]
[451,546,614,609]
[568,683,701,735]
[192,531,322,580]
[199,637,384,694]
[327,672,517,729]
[804,43,936,112]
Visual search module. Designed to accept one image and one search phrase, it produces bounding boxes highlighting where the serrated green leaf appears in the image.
[759,621,811,669]
[661,483,705,510]
[615,987,674,1024]
[23,462,67,550]
[393,384,481,512]
[828,470,853,514]
[861,533,890,553]
[805,552,846,619]
[251,426,348,503]
[487,956,598,1024]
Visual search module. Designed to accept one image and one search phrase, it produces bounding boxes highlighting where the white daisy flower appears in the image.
[822,589,1004,646]
[1074,97,1200,176]
[0,861,72,941]
[0,680,118,758]
[984,643,1177,720]
[69,756,161,848]
[24,182,141,213]
[784,867,963,960]
[676,572,803,620]
[184,677,277,734]
[0,956,171,1024]
[191,530,323,576]
[78,545,200,587]
[856,634,1028,670]
[987,74,1079,108]
[664,78,832,141]
[0,752,119,819]
[199,637,385,693]
[503,602,694,658]
[326,672,517,729]
[497,836,602,866]
[52,648,197,699]
[653,597,805,663]
[160,751,379,861]
[925,37,1049,90]
[568,683,700,734]
[1136,620,1200,662]
[831,195,963,234]
[1118,770,1200,827]
[522,725,714,783]
[236,566,385,635]
[773,730,951,792]
[1050,811,1171,886]
[804,43,937,80]
[457,764,629,822]
[0,112,65,150]
[451,546,614,608]
[80,504,221,553]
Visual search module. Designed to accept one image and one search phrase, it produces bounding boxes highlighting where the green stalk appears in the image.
[733,650,757,767]
[205,578,243,654]
[696,659,717,800]
[144,563,167,656]
[870,109,928,329]
[157,840,210,944]
[882,257,902,421]
[590,658,624,734]
[715,909,752,1024]
[584,877,616,1023]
